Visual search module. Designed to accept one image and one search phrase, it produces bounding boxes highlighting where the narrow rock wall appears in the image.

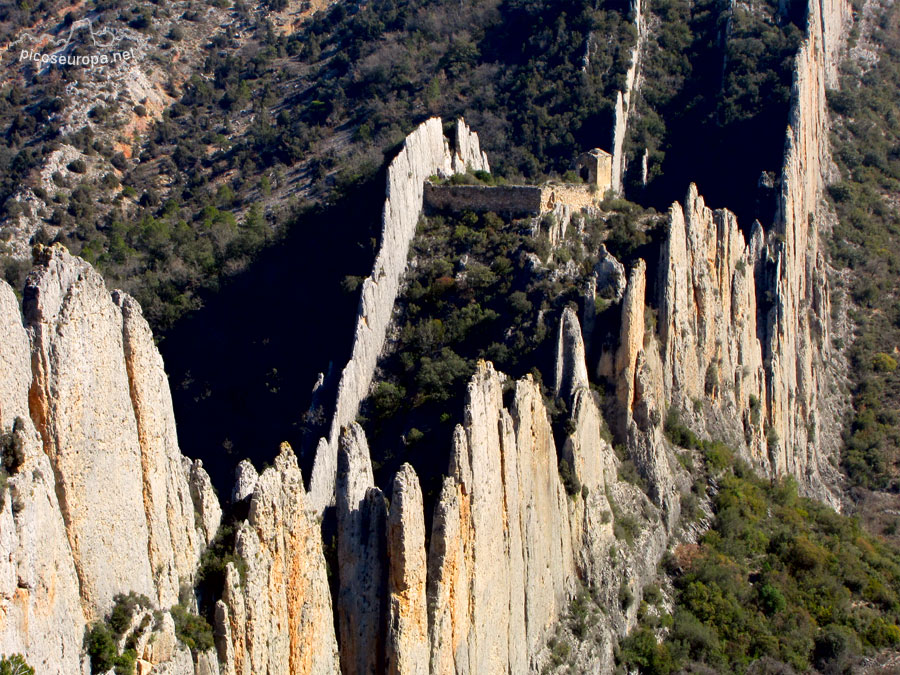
[24,244,219,618]
[336,424,387,675]
[309,118,489,513]
[336,354,670,674]
[610,0,647,194]
[649,0,850,504]
[657,186,768,464]
[763,0,850,502]
[654,180,843,504]
[386,464,429,675]
[25,246,157,616]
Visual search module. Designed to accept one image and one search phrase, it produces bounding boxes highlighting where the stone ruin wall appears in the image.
[541,184,599,212]
[423,182,599,216]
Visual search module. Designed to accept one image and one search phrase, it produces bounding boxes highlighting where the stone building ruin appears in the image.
[423,147,614,216]
[575,148,613,192]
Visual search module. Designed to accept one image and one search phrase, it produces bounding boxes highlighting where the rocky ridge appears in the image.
[646,0,852,506]
[610,0,648,194]
[216,443,340,675]
[308,118,489,513]
[336,356,669,674]
[0,0,856,664]
[0,243,220,672]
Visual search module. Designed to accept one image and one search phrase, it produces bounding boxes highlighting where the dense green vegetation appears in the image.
[361,208,575,501]
[0,417,26,510]
[628,0,803,224]
[85,589,214,673]
[827,1,900,492]
[3,0,638,329]
[618,438,900,674]
[0,654,33,675]
[298,0,635,177]
[1,0,813,335]
[171,602,215,652]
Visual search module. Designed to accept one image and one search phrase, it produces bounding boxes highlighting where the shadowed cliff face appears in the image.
[158,175,386,495]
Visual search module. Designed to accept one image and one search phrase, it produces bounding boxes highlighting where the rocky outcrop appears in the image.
[24,244,218,617]
[309,118,489,513]
[452,120,491,175]
[420,363,572,673]
[117,290,208,607]
[25,246,157,616]
[634,0,851,506]
[583,244,626,346]
[336,423,387,675]
[610,0,647,194]
[386,464,429,675]
[0,280,85,673]
[232,460,259,504]
[761,0,849,503]
[657,187,768,462]
[615,260,647,427]
[0,0,855,665]
[649,21,851,497]
[217,443,340,675]
[594,245,627,303]
[653,181,844,503]
[0,246,220,672]
[555,306,590,401]
[189,458,222,548]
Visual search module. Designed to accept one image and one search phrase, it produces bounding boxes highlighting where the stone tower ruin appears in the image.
[576,148,613,194]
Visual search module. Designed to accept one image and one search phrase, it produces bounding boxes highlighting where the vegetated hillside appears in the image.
[0,0,637,329]
[0,0,268,321]
[1,0,804,333]
[827,0,900,508]
[618,439,900,674]
[359,195,662,509]
[626,0,804,226]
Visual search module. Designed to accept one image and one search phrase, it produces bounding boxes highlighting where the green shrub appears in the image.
[569,590,592,639]
[371,382,406,421]
[872,352,898,372]
[0,654,34,675]
[84,592,152,675]
[559,459,582,498]
[85,622,137,675]
[108,592,151,636]
[617,458,647,491]
[548,637,571,666]
[748,394,761,425]
[865,617,900,648]
[618,627,675,675]
[756,583,786,616]
[171,603,215,652]
[405,427,425,445]
[701,441,733,472]
[614,512,641,547]
[814,624,860,670]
